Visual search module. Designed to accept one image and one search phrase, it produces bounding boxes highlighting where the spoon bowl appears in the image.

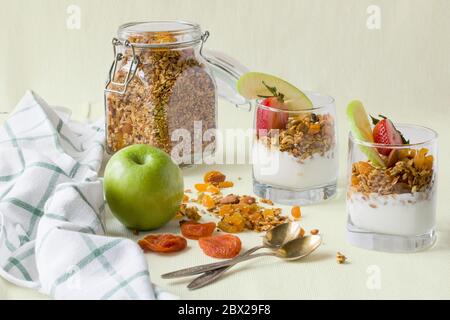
[183,221,303,290]
[263,221,303,248]
[276,235,322,260]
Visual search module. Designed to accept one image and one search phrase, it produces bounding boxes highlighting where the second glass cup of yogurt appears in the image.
[346,102,438,252]
[252,92,338,205]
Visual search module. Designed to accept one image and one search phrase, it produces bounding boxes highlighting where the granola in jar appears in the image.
[105,21,248,164]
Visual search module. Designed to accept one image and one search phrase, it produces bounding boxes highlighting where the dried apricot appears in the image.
[355,161,373,175]
[204,171,226,185]
[424,155,434,170]
[138,234,187,253]
[351,175,359,186]
[263,209,274,217]
[218,204,234,216]
[206,184,221,194]
[397,148,410,160]
[308,123,321,135]
[218,181,234,189]
[414,148,429,170]
[199,234,242,259]
[202,194,215,209]
[291,206,302,219]
[218,213,245,233]
[180,221,216,240]
[310,229,319,235]
[299,228,306,238]
[195,183,208,192]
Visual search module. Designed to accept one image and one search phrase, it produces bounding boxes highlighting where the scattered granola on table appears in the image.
[260,198,274,205]
[176,204,201,221]
[188,170,288,233]
[194,191,288,233]
[336,252,347,264]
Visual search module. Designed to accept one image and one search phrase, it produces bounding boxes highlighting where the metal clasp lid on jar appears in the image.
[103,28,209,96]
[104,21,252,111]
[104,38,139,95]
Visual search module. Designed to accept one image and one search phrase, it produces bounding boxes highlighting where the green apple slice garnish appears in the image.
[237,72,313,110]
[346,100,386,168]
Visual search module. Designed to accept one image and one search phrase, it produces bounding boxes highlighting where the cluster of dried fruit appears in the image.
[198,191,286,233]
[138,220,242,259]
[138,171,325,261]
[350,148,434,195]
[194,170,234,194]
[106,31,216,156]
[214,195,288,233]
[259,113,335,162]
[186,171,308,233]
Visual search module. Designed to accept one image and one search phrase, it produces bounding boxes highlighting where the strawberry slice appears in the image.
[372,118,403,156]
[256,83,289,136]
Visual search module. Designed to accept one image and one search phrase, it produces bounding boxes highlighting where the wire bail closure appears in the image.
[104,38,140,95]
[200,31,210,56]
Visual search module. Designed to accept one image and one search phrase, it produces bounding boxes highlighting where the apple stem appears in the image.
[257,81,285,102]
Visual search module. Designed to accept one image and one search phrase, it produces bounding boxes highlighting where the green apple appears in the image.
[237,72,313,110]
[346,100,385,168]
[104,144,184,231]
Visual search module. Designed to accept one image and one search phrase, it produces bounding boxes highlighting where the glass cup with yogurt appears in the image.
[252,92,338,205]
[347,124,438,252]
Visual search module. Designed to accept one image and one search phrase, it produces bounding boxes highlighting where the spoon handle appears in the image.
[187,245,267,290]
[161,251,275,279]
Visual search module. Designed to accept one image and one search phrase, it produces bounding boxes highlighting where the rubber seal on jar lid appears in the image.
[117,20,203,48]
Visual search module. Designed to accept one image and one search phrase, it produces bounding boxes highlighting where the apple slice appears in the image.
[237,72,313,110]
[346,100,386,168]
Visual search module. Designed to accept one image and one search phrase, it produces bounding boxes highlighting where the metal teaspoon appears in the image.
[161,234,322,279]
[187,221,303,290]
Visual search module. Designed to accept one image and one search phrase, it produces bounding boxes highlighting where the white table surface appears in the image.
[0,108,449,300]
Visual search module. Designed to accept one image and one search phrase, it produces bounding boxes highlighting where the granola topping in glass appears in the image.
[258,112,335,162]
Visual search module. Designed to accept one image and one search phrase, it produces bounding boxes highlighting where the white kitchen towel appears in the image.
[0,91,168,299]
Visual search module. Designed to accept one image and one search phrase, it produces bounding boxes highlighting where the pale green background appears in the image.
[0,0,449,179]
[0,0,449,299]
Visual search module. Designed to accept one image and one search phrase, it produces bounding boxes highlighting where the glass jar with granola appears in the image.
[346,101,438,252]
[104,21,250,164]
